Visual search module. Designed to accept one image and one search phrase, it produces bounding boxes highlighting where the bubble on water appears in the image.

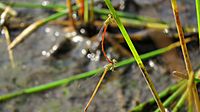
[42,50,50,57]
[54,31,60,37]
[149,60,155,68]
[45,27,51,33]
[163,28,169,34]
[80,28,86,34]
[86,40,91,47]
[72,35,83,43]
[72,13,77,19]
[65,31,77,38]
[1,28,5,35]
[81,49,87,55]
[41,0,50,6]
[52,45,58,51]
[86,50,100,62]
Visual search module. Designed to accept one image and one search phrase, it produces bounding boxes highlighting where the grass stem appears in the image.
[84,0,88,23]
[104,0,165,111]
[66,0,76,29]
[84,63,113,112]
[155,82,187,112]
[0,38,194,102]
[171,0,200,111]
[3,2,168,28]
[9,6,78,49]
[90,0,94,23]
[3,26,15,68]
[172,89,187,112]
[195,0,200,46]
[130,81,184,112]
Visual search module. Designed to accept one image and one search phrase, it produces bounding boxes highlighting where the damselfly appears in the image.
[96,14,114,64]
[84,14,117,112]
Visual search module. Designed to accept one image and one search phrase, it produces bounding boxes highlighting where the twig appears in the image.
[195,0,200,47]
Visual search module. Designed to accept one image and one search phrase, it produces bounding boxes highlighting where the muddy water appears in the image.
[0,0,199,112]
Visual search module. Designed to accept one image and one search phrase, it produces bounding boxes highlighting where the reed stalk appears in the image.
[155,82,187,112]
[172,90,187,112]
[84,0,88,23]
[9,6,78,49]
[0,3,17,16]
[130,81,184,112]
[100,15,169,29]
[3,27,15,68]
[171,0,200,111]
[66,0,75,29]
[196,0,200,46]
[89,0,94,23]
[2,2,167,26]
[104,0,165,111]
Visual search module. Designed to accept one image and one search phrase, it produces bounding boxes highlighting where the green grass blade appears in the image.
[84,0,89,23]
[196,0,200,46]
[104,0,165,111]
[0,39,192,102]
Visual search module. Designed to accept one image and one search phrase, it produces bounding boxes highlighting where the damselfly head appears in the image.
[112,59,117,64]
[104,14,115,25]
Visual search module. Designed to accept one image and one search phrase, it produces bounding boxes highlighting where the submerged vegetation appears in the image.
[0,0,200,112]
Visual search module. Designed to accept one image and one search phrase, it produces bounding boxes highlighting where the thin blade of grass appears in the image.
[171,0,200,111]
[0,38,194,102]
[155,82,187,112]
[130,81,185,112]
[104,0,165,111]
[196,0,200,47]
[9,6,78,49]
[3,26,15,68]
[84,0,88,23]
